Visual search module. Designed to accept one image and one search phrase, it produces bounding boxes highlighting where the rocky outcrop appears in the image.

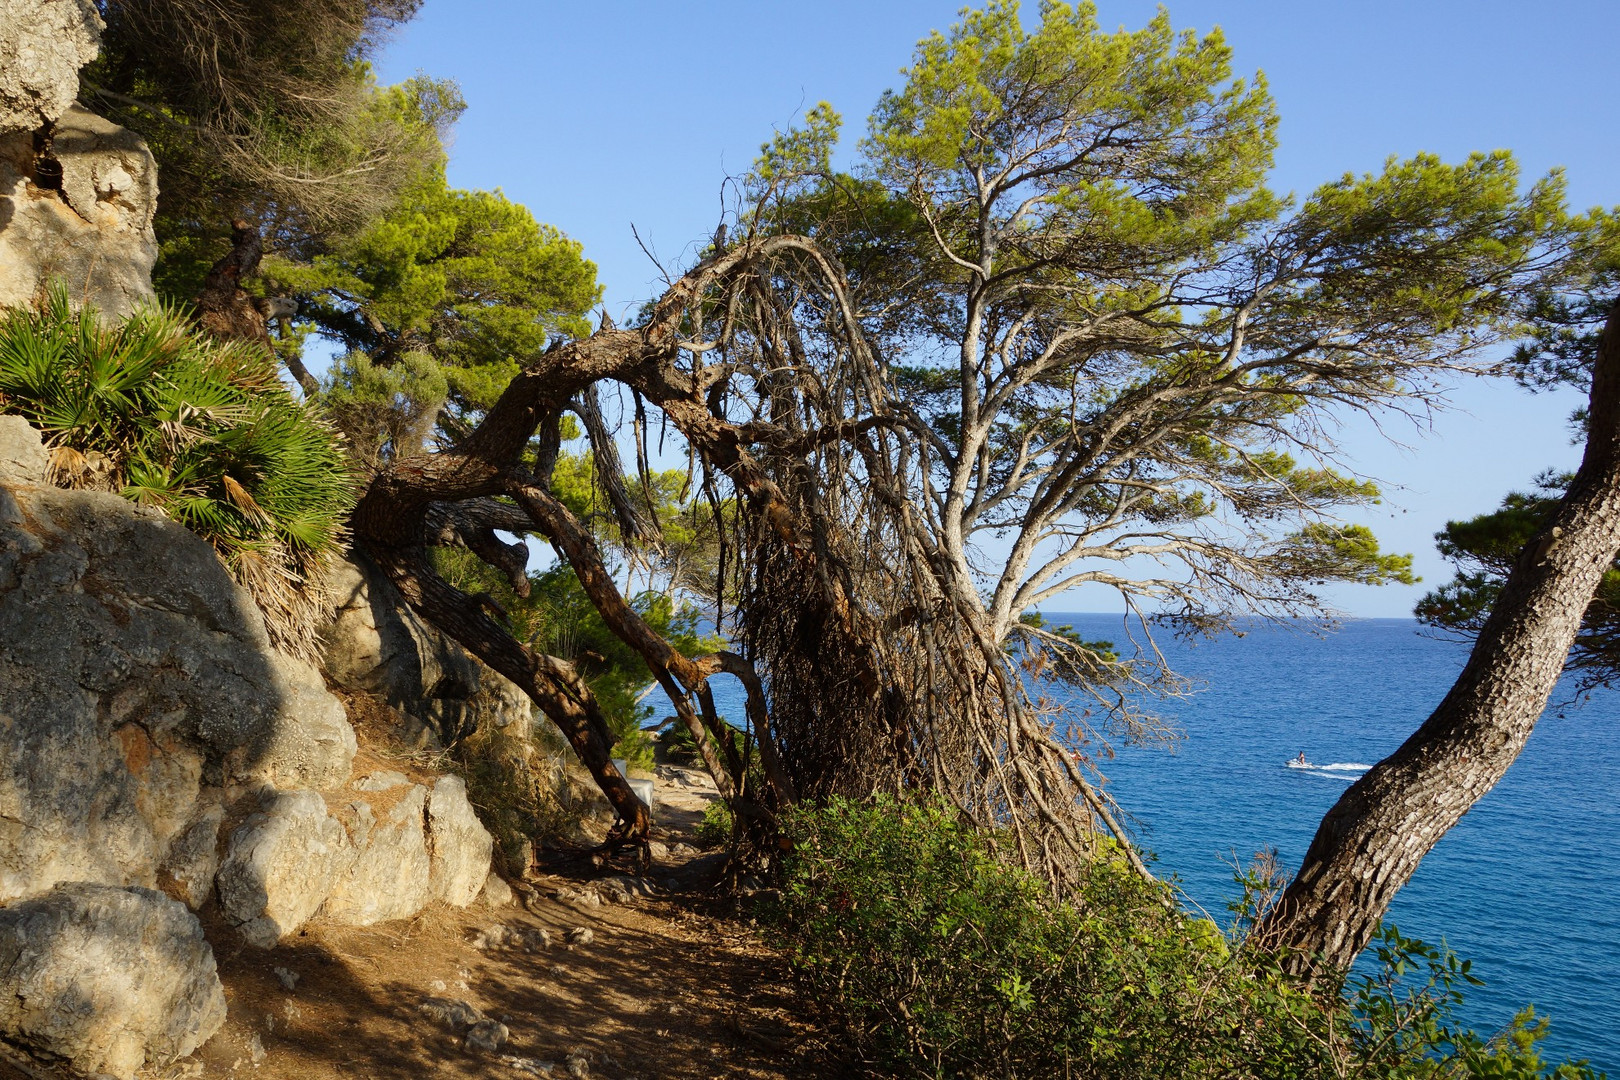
[0,0,158,322]
[0,414,47,483]
[0,0,101,133]
[428,776,497,907]
[216,776,496,941]
[0,882,226,1080]
[215,790,352,948]
[0,427,356,904]
[320,554,534,745]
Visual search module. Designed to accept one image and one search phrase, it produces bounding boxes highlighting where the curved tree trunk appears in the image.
[1260,302,1620,972]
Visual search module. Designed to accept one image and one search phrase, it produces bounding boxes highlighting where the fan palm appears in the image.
[0,285,356,659]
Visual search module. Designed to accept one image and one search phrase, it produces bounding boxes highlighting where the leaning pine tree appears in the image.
[331,1,1577,910]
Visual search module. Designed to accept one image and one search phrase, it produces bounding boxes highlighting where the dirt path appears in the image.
[2,766,849,1080]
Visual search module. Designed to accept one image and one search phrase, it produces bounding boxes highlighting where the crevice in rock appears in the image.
[30,123,63,192]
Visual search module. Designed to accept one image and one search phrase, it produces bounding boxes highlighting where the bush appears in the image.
[0,287,355,658]
[771,797,1603,1080]
[696,797,734,846]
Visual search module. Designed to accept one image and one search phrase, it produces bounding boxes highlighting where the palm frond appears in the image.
[0,284,358,659]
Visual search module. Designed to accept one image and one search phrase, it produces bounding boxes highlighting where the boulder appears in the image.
[322,784,431,926]
[0,414,48,483]
[0,424,356,905]
[215,790,352,947]
[426,776,494,907]
[320,554,533,745]
[0,103,159,320]
[0,0,101,134]
[0,882,226,1080]
[158,804,225,910]
[479,870,515,909]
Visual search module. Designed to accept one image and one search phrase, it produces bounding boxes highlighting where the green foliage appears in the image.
[318,351,448,471]
[0,287,355,655]
[1276,524,1419,587]
[695,797,734,847]
[1417,473,1620,692]
[772,797,1603,1080]
[88,0,456,290]
[264,167,601,422]
[432,543,719,768]
[731,0,1574,656]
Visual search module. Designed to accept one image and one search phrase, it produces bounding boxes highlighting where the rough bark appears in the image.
[1261,301,1620,972]
[194,219,271,350]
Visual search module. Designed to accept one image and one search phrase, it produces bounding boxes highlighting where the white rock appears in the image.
[0,467,356,906]
[353,770,411,792]
[0,105,159,320]
[426,776,493,907]
[0,883,225,1080]
[158,805,225,910]
[479,870,515,908]
[0,415,48,484]
[216,790,352,947]
[322,784,430,926]
[0,0,101,133]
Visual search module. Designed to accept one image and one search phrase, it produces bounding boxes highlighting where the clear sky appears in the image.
[372,0,1619,618]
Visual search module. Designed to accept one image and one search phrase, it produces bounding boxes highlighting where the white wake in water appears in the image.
[1285,760,1373,777]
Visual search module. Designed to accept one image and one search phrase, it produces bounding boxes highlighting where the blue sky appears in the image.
[373,1,1618,618]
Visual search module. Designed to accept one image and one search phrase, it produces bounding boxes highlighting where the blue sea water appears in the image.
[1044,613,1620,1072]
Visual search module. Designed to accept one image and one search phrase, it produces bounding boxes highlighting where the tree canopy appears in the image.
[1415,208,1620,692]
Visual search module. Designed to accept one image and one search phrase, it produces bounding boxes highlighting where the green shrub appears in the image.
[0,287,355,657]
[771,797,1603,1080]
[696,797,733,846]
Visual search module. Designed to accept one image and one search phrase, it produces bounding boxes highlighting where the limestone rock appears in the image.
[418,996,483,1031]
[479,870,515,909]
[0,104,159,320]
[322,784,430,926]
[353,769,410,792]
[0,0,101,133]
[0,882,226,1080]
[0,445,356,904]
[0,414,48,483]
[158,805,225,910]
[465,1018,509,1054]
[250,651,357,791]
[216,790,352,947]
[426,775,494,907]
[319,555,534,744]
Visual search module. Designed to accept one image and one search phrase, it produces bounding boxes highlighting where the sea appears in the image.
[696,613,1619,1069]
[1049,612,1620,1073]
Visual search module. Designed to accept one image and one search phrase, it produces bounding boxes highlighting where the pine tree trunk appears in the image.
[1261,302,1620,973]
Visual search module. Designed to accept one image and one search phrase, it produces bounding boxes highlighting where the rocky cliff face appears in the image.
[0,417,498,1076]
[0,0,158,319]
[0,11,512,1072]
[0,0,101,132]
[0,416,355,906]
